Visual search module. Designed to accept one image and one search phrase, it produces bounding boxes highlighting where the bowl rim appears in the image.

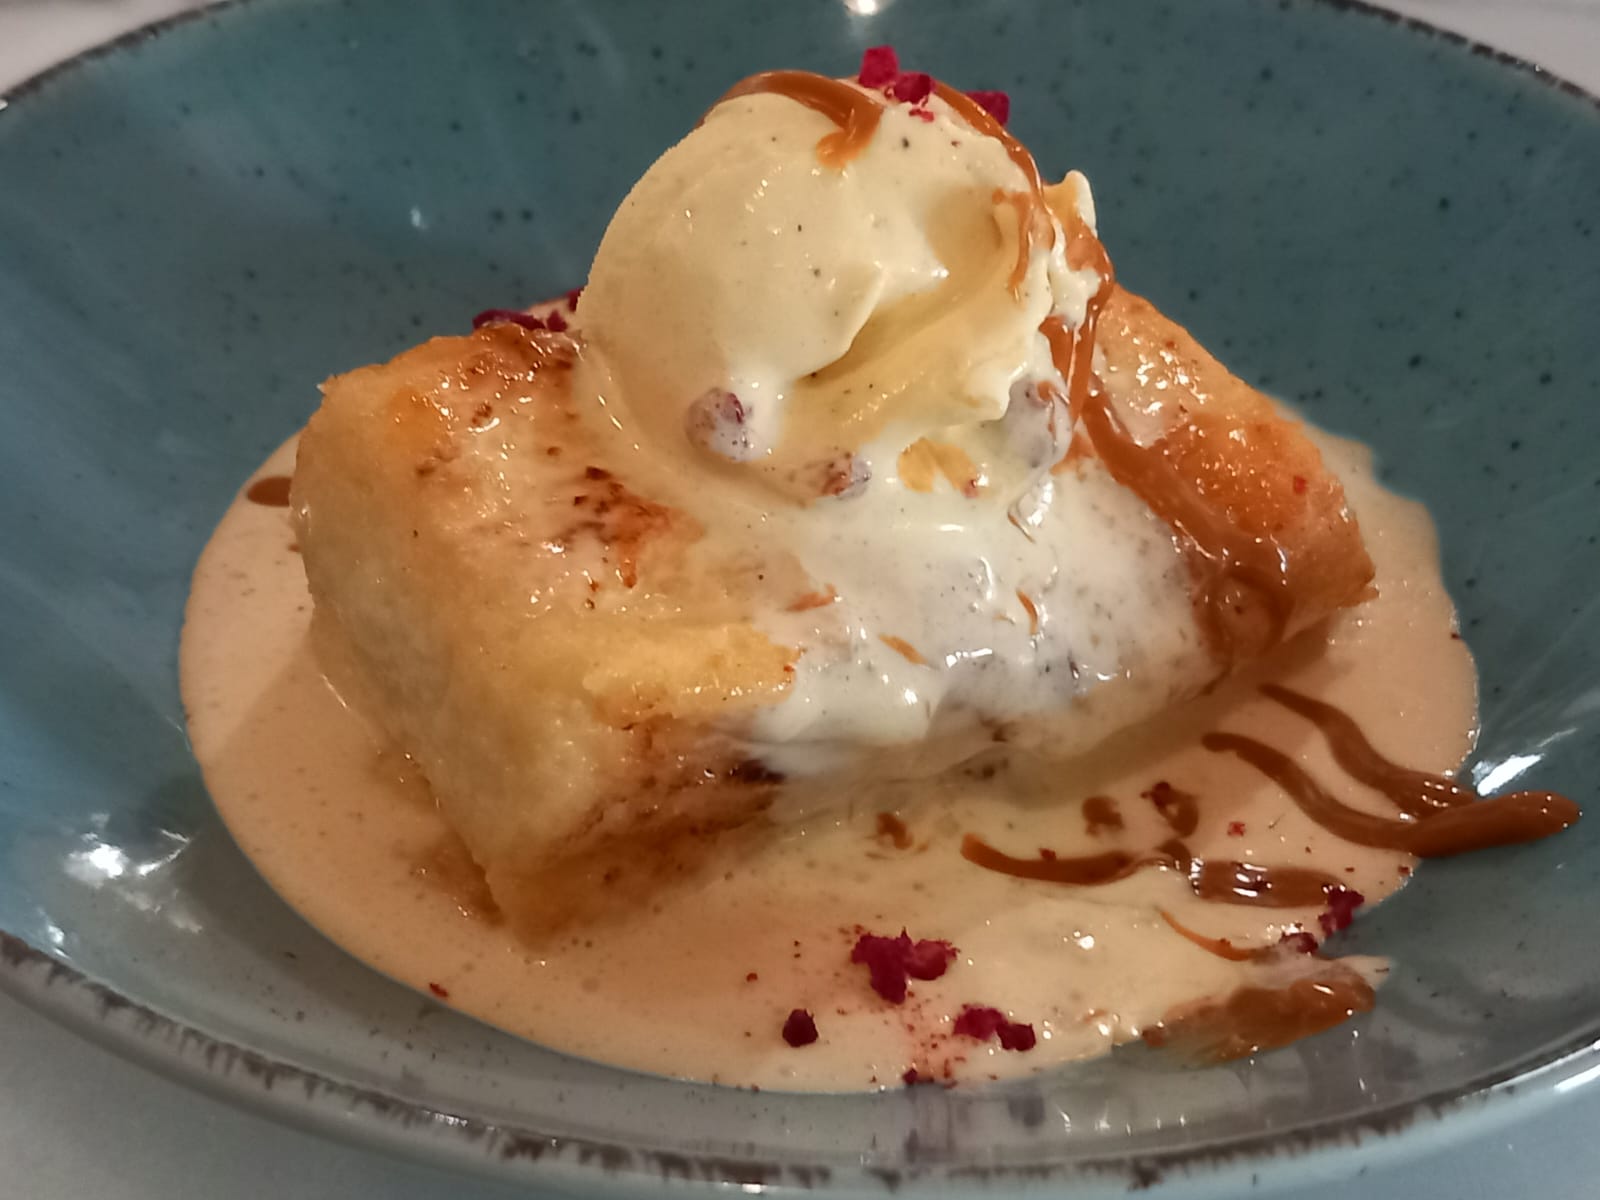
[2,0,1599,1193]
[6,929,1600,1195]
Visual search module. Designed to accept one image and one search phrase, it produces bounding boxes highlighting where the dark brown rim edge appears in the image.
[0,0,1597,1193]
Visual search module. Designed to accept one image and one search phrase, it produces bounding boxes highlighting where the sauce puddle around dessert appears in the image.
[182,427,1479,1090]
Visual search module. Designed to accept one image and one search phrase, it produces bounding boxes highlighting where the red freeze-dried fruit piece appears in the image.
[428,982,450,998]
[858,45,900,89]
[564,286,584,311]
[997,1021,1037,1051]
[850,929,959,1004]
[473,307,546,331]
[905,937,958,980]
[852,932,913,1003]
[1319,885,1365,936]
[1279,930,1320,955]
[966,90,1011,125]
[953,1005,1006,1040]
[902,1066,927,1086]
[544,310,570,333]
[886,71,934,105]
[782,1008,819,1047]
[953,1004,1036,1051]
[909,106,935,123]
[1227,821,1247,837]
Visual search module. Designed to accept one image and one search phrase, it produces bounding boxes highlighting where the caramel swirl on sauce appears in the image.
[1261,683,1472,817]
[960,832,1342,908]
[1203,683,1581,854]
[1204,730,1578,856]
[1143,970,1376,1063]
[1146,780,1200,837]
[1158,909,1260,963]
[715,71,883,168]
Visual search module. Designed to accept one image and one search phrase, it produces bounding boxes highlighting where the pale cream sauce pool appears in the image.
[181,428,1477,1090]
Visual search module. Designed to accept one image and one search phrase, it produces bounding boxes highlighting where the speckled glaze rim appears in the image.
[2,0,1600,1194]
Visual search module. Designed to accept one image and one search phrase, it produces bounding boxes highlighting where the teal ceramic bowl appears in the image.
[1,0,1597,1194]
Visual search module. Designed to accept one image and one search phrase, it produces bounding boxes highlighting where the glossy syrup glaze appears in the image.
[185,424,1498,1090]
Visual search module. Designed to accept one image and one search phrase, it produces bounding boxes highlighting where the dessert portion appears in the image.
[182,48,1578,1089]
[291,55,1376,935]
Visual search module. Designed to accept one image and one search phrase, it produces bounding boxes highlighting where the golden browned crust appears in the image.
[292,323,795,937]
[1094,287,1375,656]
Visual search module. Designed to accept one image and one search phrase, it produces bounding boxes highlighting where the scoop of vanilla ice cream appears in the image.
[578,84,1097,495]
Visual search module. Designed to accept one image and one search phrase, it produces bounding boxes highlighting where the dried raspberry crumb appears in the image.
[953,1004,1035,1051]
[965,90,1011,125]
[858,46,900,89]
[850,929,958,1004]
[997,1022,1037,1051]
[472,307,545,331]
[1279,930,1319,955]
[564,286,584,311]
[1039,848,1058,861]
[902,1066,926,1086]
[905,938,956,980]
[1398,864,1413,876]
[887,72,934,105]
[782,1009,819,1047]
[1227,821,1247,837]
[953,1005,1006,1040]
[908,105,935,122]
[427,982,450,998]
[1293,474,1309,495]
[543,310,570,333]
[1318,884,1365,936]
[745,972,759,983]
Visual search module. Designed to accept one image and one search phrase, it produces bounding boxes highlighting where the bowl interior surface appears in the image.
[1,0,1598,1189]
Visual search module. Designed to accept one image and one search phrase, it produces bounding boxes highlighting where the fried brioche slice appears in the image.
[292,323,798,935]
[1090,286,1375,659]
[293,295,1373,939]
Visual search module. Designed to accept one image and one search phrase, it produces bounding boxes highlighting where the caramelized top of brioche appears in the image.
[1092,287,1375,658]
[293,324,797,865]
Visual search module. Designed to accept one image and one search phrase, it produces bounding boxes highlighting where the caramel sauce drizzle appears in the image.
[715,72,882,168]
[714,72,1053,298]
[1145,780,1199,836]
[245,475,293,507]
[928,81,1054,298]
[875,812,914,850]
[1077,391,1293,660]
[1143,971,1376,1063]
[1040,198,1294,663]
[1158,909,1258,962]
[960,831,1339,908]
[1260,683,1473,817]
[1082,794,1123,836]
[1206,686,1579,856]
[968,688,1575,893]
